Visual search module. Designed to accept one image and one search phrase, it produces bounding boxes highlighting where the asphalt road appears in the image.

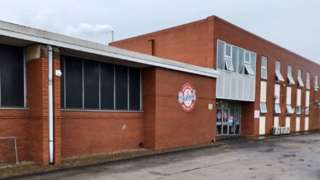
[18,134,320,180]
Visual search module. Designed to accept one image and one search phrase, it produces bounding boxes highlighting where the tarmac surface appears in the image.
[18,134,320,180]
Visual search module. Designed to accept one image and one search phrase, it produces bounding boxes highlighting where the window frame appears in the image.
[274,103,281,114]
[260,102,267,114]
[297,69,304,87]
[224,43,232,58]
[275,61,284,82]
[287,65,295,85]
[286,105,294,114]
[260,56,268,80]
[315,75,319,91]
[306,72,310,90]
[61,56,143,112]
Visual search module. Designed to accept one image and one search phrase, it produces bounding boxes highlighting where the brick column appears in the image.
[26,45,62,166]
[26,45,49,165]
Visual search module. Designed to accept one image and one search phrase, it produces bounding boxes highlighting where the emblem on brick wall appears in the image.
[178,83,196,112]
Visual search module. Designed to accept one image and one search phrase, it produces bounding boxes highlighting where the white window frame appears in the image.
[306,72,310,90]
[244,51,250,64]
[274,103,281,114]
[261,56,268,80]
[315,75,319,91]
[260,81,267,114]
[287,65,295,85]
[241,50,254,75]
[305,90,310,115]
[275,61,284,82]
[260,102,267,113]
[286,87,293,114]
[225,43,232,58]
[224,43,234,72]
[286,105,294,114]
[297,69,304,87]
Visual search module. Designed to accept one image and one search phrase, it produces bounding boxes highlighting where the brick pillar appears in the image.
[26,45,62,166]
[26,45,49,165]
[142,68,156,149]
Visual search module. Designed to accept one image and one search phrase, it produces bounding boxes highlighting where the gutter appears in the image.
[48,45,54,164]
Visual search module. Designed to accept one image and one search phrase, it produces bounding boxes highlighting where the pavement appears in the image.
[16,134,320,180]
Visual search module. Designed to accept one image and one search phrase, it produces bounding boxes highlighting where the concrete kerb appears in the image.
[1,142,225,180]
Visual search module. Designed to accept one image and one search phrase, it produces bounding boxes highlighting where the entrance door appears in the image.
[217,102,240,136]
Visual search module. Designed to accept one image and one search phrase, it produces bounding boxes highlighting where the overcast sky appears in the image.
[0,0,319,63]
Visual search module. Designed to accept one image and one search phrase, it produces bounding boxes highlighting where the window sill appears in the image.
[61,109,144,113]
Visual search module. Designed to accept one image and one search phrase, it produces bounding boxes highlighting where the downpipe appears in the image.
[48,45,54,164]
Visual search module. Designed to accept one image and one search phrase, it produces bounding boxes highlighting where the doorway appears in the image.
[216,101,241,136]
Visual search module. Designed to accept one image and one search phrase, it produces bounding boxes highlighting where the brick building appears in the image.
[111,16,320,137]
[0,16,319,167]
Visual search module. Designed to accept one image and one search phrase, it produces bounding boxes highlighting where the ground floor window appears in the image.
[61,55,142,111]
[0,45,24,107]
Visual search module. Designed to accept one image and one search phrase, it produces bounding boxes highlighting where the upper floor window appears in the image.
[297,69,304,87]
[224,43,234,71]
[216,40,256,75]
[0,45,25,107]
[242,50,254,75]
[306,72,310,90]
[287,65,295,85]
[261,56,268,80]
[275,61,284,82]
[315,75,319,91]
[61,55,142,111]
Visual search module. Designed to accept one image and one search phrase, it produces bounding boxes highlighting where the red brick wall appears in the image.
[111,17,215,68]
[113,16,320,137]
[27,58,49,165]
[0,110,29,164]
[213,17,320,135]
[143,68,216,150]
[61,112,144,158]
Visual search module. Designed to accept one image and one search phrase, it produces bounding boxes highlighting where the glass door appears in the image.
[216,101,241,136]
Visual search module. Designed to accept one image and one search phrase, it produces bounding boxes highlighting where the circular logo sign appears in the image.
[178,83,197,112]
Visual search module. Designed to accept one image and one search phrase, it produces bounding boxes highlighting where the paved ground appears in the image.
[18,134,320,180]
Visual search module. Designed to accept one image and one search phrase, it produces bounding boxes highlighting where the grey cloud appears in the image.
[0,0,319,62]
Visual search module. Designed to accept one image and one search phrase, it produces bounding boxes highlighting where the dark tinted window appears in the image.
[129,68,141,110]
[84,60,100,109]
[0,45,24,107]
[65,57,83,108]
[115,65,128,110]
[62,55,141,111]
[101,63,114,109]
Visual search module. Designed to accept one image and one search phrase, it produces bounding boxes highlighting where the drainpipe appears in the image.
[48,45,54,164]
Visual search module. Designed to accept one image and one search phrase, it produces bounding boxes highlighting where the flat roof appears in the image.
[0,20,219,79]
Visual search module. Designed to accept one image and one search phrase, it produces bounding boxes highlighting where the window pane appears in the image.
[232,46,238,72]
[306,72,310,89]
[0,45,24,107]
[225,59,234,71]
[115,65,128,110]
[261,56,268,80]
[101,63,114,109]
[129,68,141,111]
[65,57,83,108]
[238,48,244,73]
[217,40,224,69]
[84,60,100,109]
[225,44,232,57]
